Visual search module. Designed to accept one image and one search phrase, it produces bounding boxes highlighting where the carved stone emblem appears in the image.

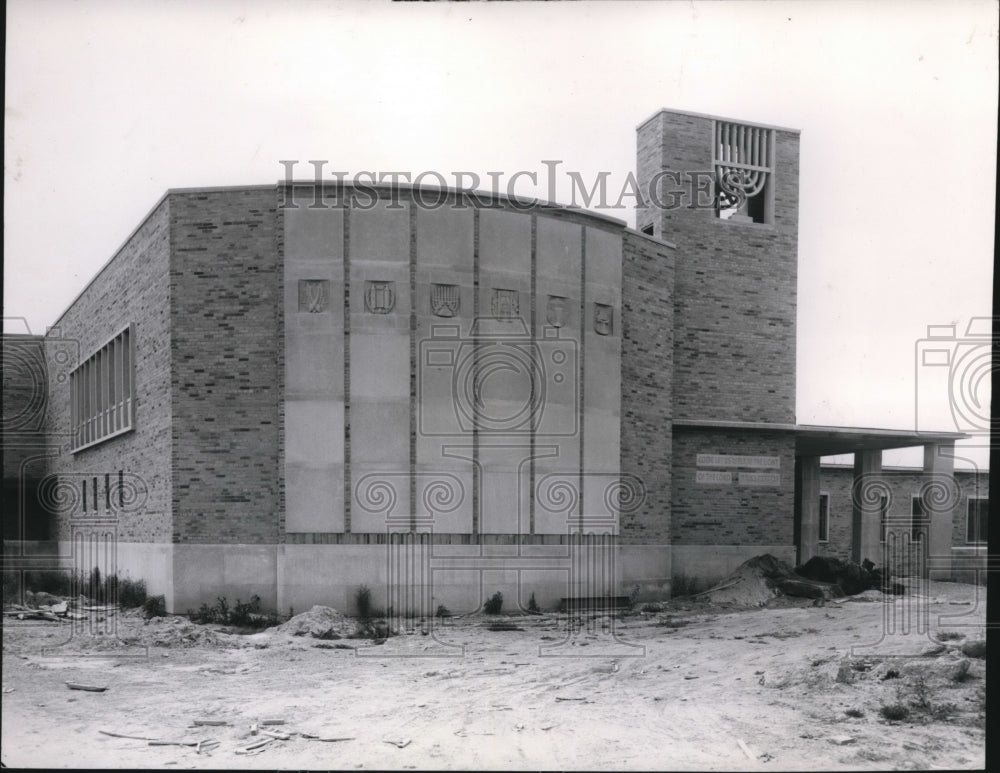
[298,279,329,313]
[431,283,459,318]
[546,295,569,328]
[594,303,613,336]
[492,288,519,320]
[364,281,395,314]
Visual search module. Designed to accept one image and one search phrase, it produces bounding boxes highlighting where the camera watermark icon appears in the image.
[915,317,995,440]
[418,318,578,438]
[848,469,991,655]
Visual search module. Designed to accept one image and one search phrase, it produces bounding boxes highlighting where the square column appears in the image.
[795,456,821,564]
[851,449,882,565]
[923,442,956,580]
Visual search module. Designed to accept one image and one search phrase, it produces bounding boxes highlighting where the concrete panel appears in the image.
[350,201,409,263]
[585,226,622,288]
[415,468,474,533]
[285,400,344,467]
[350,401,410,463]
[618,544,671,601]
[285,206,344,265]
[172,544,278,613]
[479,207,530,274]
[285,464,345,533]
[350,465,411,533]
[480,469,529,535]
[537,216,581,281]
[416,205,474,270]
[285,333,345,399]
[350,334,410,400]
[583,410,620,473]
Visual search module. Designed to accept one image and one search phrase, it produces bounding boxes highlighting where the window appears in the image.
[911,495,928,540]
[70,326,134,452]
[818,493,830,542]
[879,495,889,543]
[967,498,988,544]
[714,120,774,224]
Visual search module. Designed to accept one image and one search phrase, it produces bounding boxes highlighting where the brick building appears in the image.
[2,108,986,613]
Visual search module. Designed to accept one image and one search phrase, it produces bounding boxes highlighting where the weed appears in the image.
[142,595,166,618]
[909,675,932,711]
[355,585,372,621]
[935,631,963,642]
[879,703,910,722]
[116,576,148,608]
[951,659,972,683]
[435,604,452,618]
[882,669,900,680]
[188,595,275,629]
[483,591,503,615]
[844,708,864,718]
[527,593,541,614]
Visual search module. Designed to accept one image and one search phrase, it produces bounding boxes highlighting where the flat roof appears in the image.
[672,419,968,456]
[636,107,801,135]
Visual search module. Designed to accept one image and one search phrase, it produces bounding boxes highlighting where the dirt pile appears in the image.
[698,554,844,606]
[276,606,355,639]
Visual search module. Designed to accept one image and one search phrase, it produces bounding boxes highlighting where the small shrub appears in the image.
[909,675,932,710]
[881,669,900,681]
[880,703,910,722]
[929,702,958,720]
[355,585,372,621]
[142,595,166,618]
[435,605,451,618]
[229,596,261,627]
[935,631,963,642]
[527,593,541,614]
[845,708,864,718]
[483,591,503,615]
[118,577,148,608]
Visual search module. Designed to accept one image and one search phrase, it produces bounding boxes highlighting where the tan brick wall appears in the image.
[169,188,282,544]
[44,199,174,543]
[619,231,674,544]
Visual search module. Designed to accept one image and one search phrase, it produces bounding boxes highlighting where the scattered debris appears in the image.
[385,738,412,748]
[67,682,108,692]
[191,719,228,726]
[260,718,286,726]
[828,736,856,746]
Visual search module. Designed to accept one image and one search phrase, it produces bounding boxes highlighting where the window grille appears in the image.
[714,121,774,223]
[70,326,134,451]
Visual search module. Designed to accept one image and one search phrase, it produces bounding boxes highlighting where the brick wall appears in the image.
[619,231,675,544]
[637,110,799,424]
[44,199,174,543]
[169,187,282,544]
[816,465,990,565]
[671,428,796,546]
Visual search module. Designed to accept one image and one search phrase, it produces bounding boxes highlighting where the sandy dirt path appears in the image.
[1,581,986,770]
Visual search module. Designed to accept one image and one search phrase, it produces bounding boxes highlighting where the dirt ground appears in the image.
[1,580,987,770]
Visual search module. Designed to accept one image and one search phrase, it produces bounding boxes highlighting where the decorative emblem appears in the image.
[298,280,329,313]
[594,303,613,336]
[431,283,460,318]
[546,295,569,328]
[492,288,519,320]
[364,281,395,314]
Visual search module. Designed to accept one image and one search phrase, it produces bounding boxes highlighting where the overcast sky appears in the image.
[4,0,996,469]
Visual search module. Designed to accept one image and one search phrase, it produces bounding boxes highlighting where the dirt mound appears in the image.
[796,556,875,594]
[276,605,355,639]
[699,554,795,605]
[699,554,844,606]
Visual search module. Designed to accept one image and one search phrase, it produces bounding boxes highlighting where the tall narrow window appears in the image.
[911,495,928,540]
[818,493,830,543]
[714,121,774,224]
[70,326,134,452]
[879,494,889,543]
[967,498,988,544]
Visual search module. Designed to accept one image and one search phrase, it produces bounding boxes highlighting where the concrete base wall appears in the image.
[670,544,796,589]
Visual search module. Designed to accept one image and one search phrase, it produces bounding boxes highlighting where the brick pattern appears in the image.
[815,466,990,563]
[619,232,675,544]
[671,428,796,546]
[637,111,799,424]
[44,199,174,543]
[169,188,281,544]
